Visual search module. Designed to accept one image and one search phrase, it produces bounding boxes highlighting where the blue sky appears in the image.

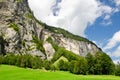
[86,10,120,47]
[28,0,120,63]
[86,0,120,63]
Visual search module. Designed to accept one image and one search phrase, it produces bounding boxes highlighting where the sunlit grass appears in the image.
[0,65,120,80]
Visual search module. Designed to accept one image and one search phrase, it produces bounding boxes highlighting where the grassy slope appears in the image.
[0,65,120,80]
[53,56,68,68]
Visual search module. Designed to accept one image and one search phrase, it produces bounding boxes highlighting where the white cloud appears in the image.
[104,31,120,62]
[28,0,116,37]
[112,46,120,57]
[104,31,120,50]
[28,0,55,21]
[104,15,111,20]
[114,0,120,13]
[101,19,112,26]
[115,0,120,6]
[100,5,119,26]
[107,45,120,58]
[99,5,113,15]
[113,59,120,64]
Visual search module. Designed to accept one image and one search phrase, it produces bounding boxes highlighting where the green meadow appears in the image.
[0,65,120,80]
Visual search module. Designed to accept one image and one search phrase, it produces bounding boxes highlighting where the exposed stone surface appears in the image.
[0,0,45,58]
[43,41,55,60]
[0,0,102,59]
[41,30,101,57]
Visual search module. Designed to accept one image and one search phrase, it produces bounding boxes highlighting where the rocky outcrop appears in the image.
[41,30,101,57]
[0,0,102,59]
[0,0,45,58]
[43,41,55,60]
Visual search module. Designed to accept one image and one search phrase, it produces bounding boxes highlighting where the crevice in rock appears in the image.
[0,36,8,55]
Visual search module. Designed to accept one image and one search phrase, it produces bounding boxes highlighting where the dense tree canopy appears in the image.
[0,51,115,75]
[86,52,115,75]
[115,62,120,76]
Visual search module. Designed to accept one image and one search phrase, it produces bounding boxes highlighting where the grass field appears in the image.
[0,65,120,80]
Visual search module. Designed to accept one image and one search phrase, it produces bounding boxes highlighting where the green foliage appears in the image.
[69,58,87,74]
[58,59,64,70]
[9,23,19,32]
[0,55,3,64]
[20,54,32,68]
[58,59,68,71]
[31,56,43,69]
[115,62,120,76]
[1,65,120,80]
[69,60,76,73]
[43,60,51,70]
[1,53,43,69]
[52,48,80,63]
[0,51,116,76]
[51,44,88,74]
[46,37,58,51]
[0,0,6,2]
[16,54,22,67]
[47,37,89,74]
[17,54,43,69]
[50,65,56,71]
[94,52,115,75]
[3,53,17,65]
[34,17,98,45]
[32,35,45,54]
[86,52,115,75]
[73,61,80,74]
[25,13,34,19]
[86,53,95,74]
[53,56,68,69]
[21,40,25,47]
[15,0,22,2]
[44,24,96,45]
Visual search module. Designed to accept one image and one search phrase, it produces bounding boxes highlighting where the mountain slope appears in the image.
[0,0,101,59]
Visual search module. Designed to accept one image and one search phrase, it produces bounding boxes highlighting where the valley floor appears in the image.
[0,65,120,80]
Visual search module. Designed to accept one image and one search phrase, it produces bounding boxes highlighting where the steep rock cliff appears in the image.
[0,0,45,58]
[0,0,102,60]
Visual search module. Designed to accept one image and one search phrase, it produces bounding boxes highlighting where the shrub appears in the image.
[0,55,3,64]
[3,53,17,65]
[69,58,87,75]
[115,62,120,76]
[52,48,80,63]
[9,23,19,32]
[32,35,46,55]
[43,60,51,70]
[31,56,43,69]
[58,59,68,71]
[93,52,115,75]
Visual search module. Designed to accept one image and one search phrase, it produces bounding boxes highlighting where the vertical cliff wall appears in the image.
[0,0,102,59]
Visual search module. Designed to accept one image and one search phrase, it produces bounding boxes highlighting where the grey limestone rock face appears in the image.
[43,41,55,60]
[41,30,101,57]
[0,0,45,58]
[0,0,101,59]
